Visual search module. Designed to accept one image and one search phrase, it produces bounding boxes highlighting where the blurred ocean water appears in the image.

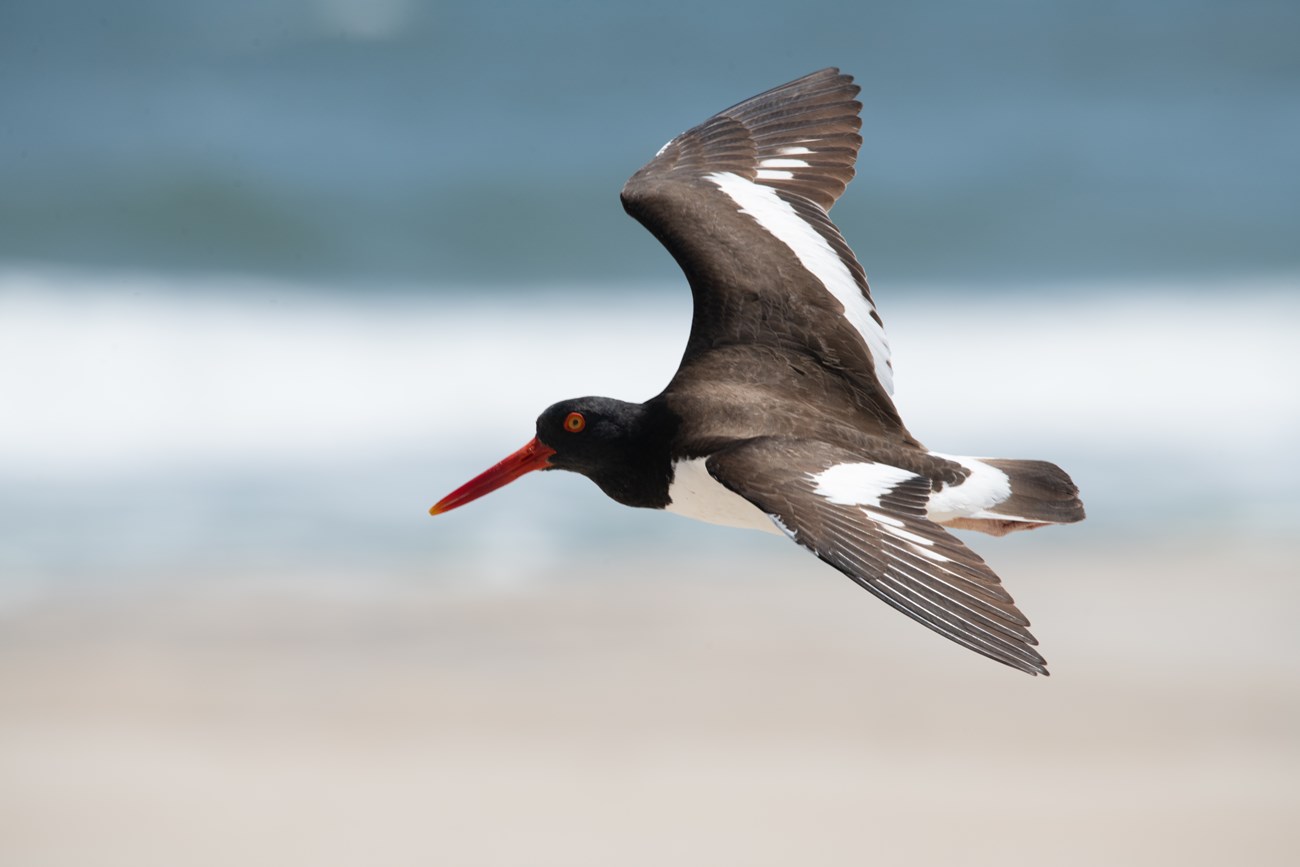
[2,0,1299,589]
[1,0,1298,284]
[3,267,1297,588]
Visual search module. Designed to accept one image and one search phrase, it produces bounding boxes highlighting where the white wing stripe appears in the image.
[864,508,945,553]
[707,171,894,394]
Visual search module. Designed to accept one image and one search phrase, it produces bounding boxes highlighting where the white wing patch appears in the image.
[924,453,1013,522]
[811,461,915,507]
[810,462,952,564]
[707,171,894,394]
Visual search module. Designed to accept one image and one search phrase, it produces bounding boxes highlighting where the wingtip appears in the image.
[1015,651,1051,677]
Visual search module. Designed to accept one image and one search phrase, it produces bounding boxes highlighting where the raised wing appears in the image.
[622,69,898,416]
[707,438,1049,676]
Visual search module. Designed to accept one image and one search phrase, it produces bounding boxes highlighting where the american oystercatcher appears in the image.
[431,69,1084,675]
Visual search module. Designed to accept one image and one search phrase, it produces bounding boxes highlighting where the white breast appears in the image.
[664,458,783,534]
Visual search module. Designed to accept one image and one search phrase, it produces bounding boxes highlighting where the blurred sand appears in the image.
[1,537,1297,866]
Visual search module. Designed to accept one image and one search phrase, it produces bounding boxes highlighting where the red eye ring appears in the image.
[564,411,586,433]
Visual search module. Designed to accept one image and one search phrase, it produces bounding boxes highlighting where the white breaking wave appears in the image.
[2,265,1298,581]
[0,269,688,478]
[885,280,1300,462]
[1,266,1297,493]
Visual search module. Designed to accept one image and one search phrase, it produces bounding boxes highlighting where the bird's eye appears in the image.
[564,411,586,433]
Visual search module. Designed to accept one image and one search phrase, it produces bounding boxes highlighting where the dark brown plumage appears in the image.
[433,69,1085,676]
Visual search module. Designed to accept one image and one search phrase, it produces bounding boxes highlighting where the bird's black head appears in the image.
[535,396,647,471]
[430,396,676,515]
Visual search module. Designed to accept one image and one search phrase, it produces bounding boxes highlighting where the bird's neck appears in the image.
[588,398,679,510]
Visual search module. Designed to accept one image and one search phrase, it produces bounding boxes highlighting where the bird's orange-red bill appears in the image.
[429,437,556,515]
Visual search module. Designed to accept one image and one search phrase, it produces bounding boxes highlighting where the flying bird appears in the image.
[431,69,1084,675]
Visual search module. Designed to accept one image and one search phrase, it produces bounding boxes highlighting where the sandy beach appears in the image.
[1,535,1296,866]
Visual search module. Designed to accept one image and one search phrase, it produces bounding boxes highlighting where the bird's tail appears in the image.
[940,458,1086,537]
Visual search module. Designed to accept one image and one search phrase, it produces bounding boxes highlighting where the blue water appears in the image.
[3,2,1299,588]
[2,0,1298,284]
